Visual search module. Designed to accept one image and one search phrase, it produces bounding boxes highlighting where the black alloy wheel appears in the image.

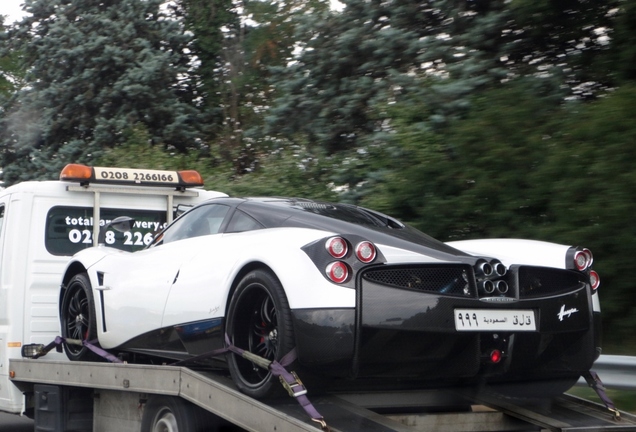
[226,269,295,399]
[60,273,100,361]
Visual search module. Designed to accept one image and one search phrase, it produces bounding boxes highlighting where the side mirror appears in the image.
[98,216,135,245]
[175,204,193,217]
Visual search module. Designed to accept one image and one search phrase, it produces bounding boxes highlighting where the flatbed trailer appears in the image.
[9,358,636,432]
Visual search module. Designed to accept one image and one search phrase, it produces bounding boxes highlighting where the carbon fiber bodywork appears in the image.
[291,263,598,387]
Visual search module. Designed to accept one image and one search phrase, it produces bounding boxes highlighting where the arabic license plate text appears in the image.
[454,309,536,331]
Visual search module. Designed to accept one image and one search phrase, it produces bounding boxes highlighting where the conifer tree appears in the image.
[266,0,620,153]
[180,0,328,173]
[0,0,200,185]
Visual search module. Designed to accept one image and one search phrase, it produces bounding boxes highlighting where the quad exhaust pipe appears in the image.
[478,279,508,294]
[475,259,508,295]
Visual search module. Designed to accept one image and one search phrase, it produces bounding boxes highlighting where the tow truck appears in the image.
[0,164,223,413]
[7,357,636,431]
[2,165,636,431]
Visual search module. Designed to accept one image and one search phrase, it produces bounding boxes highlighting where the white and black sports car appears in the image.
[59,196,601,398]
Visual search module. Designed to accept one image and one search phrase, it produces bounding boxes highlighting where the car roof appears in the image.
[202,196,469,259]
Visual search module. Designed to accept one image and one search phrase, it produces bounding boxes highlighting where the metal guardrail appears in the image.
[577,355,636,390]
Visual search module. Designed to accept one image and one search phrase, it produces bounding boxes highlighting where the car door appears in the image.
[96,204,231,347]
[161,208,265,328]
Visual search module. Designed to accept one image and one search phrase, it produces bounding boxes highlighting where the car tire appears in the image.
[141,396,218,432]
[60,273,100,361]
[226,269,295,399]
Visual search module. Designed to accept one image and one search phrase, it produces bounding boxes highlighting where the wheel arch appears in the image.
[59,261,89,312]
[225,261,282,317]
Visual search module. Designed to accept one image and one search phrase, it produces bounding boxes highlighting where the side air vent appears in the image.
[517,266,586,298]
[362,265,475,297]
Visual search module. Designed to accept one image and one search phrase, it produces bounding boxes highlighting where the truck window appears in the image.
[45,206,168,256]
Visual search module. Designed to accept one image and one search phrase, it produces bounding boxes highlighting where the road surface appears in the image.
[0,411,33,431]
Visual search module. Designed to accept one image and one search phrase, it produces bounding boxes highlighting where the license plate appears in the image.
[454,309,536,331]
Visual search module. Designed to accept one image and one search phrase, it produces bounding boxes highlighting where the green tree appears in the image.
[536,85,636,348]
[266,0,432,153]
[355,79,559,237]
[266,0,621,154]
[355,80,636,350]
[0,48,24,103]
[177,0,328,174]
[608,0,636,84]
[0,17,25,105]
[177,0,238,154]
[0,0,200,185]
[505,0,620,97]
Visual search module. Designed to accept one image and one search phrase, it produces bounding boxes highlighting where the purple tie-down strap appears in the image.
[231,335,327,430]
[583,370,621,420]
[32,335,327,429]
[189,334,328,430]
[83,339,124,363]
[106,335,328,427]
[171,345,231,367]
[31,337,122,364]
[268,360,326,424]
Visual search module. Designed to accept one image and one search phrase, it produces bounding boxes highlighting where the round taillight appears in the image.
[574,249,593,271]
[355,241,376,263]
[490,349,502,364]
[325,237,348,259]
[589,270,600,290]
[574,251,587,270]
[326,261,349,284]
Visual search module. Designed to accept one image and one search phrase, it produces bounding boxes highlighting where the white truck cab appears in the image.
[0,164,226,414]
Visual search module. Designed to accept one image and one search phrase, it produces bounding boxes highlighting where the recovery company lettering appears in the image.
[65,217,166,232]
[66,217,168,246]
[46,206,168,256]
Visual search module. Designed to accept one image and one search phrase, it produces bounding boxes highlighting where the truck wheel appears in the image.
[226,269,295,399]
[141,396,214,432]
[60,273,100,361]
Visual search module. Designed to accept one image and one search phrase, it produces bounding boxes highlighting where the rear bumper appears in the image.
[291,264,599,387]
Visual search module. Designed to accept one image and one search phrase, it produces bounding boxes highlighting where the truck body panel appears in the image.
[0,176,225,415]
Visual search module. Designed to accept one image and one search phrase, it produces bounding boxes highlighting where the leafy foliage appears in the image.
[265,0,619,153]
[100,135,339,200]
[178,0,329,173]
[608,0,636,83]
[356,81,636,348]
[0,0,200,185]
[266,0,435,152]
[506,0,620,95]
[536,85,636,345]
